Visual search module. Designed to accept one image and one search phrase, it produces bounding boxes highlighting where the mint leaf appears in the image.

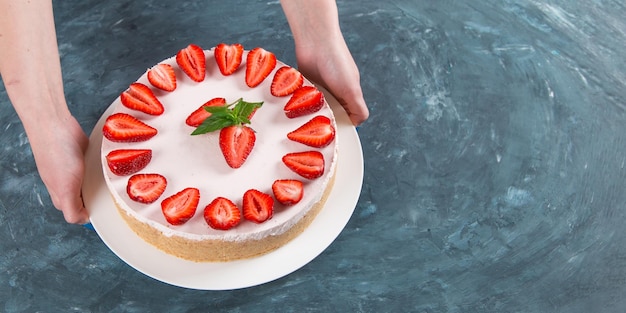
[203,105,231,114]
[236,100,263,121]
[191,115,233,135]
[191,98,263,135]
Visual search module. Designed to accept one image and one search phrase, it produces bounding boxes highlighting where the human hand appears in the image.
[0,0,90,224]
[295,38,369,126]
[280,0,369,126]
[28,114,90,224]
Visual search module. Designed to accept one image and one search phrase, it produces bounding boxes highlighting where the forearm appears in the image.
[0,0,70,132]
[280,0,344,49]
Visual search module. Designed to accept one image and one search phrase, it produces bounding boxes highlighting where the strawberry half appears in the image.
[105,149,152,176]
[283,86,324,118]
[204,197,241,230]
[242,189,274,223]
[271,66,303,97]
[191,99,263,168]
[185,97,227,127]
[282,151,325,179]
[176,44,206,82]
[102,113,157,142]
[272,179,304,206]
[287,115,336,148]
[245,47,276,87]
[219,125,256,169]
[147,63,177,92]
[120,82,165,115]
[126,173,167,204]
[214,43,244,76]
[161,187,200,225]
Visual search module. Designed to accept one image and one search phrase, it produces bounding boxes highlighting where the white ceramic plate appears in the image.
[82,89,363,290]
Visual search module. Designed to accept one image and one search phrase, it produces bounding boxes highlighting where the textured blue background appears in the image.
[1,0,625,312]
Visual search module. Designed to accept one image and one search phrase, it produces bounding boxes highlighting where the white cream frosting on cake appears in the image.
[100,47,338,256]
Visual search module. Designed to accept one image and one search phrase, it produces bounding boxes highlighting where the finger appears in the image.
[62,204,90,225]
[57,193,90,224]
[347,104,369,126]
[335,93,369,126]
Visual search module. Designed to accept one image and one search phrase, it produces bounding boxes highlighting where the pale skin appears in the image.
[0,0,369,224]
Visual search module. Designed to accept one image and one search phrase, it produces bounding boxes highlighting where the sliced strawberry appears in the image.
[214,43,244,76]
[287,115,336,148]
[176,44,206,82]
[204,197,241,230]
[102,113,157,142]
[219,125,256,168]
[242,189,274,223]
[271,66,303,97]
[272,179,304,206]
[120,82,165,115]
[147,63,177,92]
[282,151,325,179]
[105,149,152,176]
[283,86,324,118]
[245,47,276,87]
[185,97,227,127]
[126,173,167,204]
[161,187,200,225]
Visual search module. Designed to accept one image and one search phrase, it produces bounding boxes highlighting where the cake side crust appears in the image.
[115,169,336,262]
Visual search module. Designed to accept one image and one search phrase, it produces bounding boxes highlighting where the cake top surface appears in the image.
[101,45,337,240]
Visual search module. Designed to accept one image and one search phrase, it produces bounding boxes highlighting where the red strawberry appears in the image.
[161,187,200,225]
[272,179,304,205]
[204,197,241,230]
[219,125,256,168]
[126,173,167,203]
[120,82,165,115]
[176,44,206,82]
[147,63,177,92]
[287,115,336,148]
[242,189,274,223]
[214,43,244,76]
[105,149,152,176]
[245,47,276,87]
[185,97,227,127]
[282,151,325,179]
[102,113,157,142]
[271,66,304,97]
[283,86,324,118]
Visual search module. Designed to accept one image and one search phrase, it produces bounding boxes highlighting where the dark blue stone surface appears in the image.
[1,0,625,311]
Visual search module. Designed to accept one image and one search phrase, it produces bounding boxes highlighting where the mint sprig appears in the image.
[191,98,263,135]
